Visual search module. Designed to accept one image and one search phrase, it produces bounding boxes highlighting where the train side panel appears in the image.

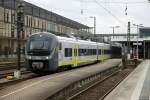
[77,41,98,65]
[103,44,111,60]
[58,40,75,67]
[97,43,104,62]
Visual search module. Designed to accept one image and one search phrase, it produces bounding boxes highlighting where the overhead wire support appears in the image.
[14,0,24,79]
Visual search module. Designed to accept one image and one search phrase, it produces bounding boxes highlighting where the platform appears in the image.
[104,60,150,100]
[0,59,121,100]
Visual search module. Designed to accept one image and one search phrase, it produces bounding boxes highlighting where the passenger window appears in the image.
[99,49,101,55]
[59,43,62,50]
[65,48,72,57]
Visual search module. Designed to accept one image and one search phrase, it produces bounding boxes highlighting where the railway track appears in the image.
[0,61,25,71]
[0,69,30,79]
[0,61,26,79]
[0,71,37,90]
[67,68,133,100]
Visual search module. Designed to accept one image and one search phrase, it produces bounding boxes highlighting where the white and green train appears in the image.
[25,32,121,74]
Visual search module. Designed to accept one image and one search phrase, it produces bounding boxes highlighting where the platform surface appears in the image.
[104,60,150,100]
[0,59,121,100]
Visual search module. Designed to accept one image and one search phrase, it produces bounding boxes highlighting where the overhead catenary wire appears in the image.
[76,0,150,4]
[93,1,149,4]
[93,0,127,26]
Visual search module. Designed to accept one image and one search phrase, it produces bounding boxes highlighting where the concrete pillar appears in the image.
[147,42,149,59]
[144,41,145,59]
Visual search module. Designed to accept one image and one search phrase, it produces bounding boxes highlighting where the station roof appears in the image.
[0,0,89,29]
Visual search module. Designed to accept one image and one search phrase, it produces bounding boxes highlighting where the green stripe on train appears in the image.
[58,55,110,67]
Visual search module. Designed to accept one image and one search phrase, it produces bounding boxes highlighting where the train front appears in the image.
[25,32,59,74]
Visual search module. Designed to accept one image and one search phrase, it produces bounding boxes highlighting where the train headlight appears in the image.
[29,56,32,59]
[46,56,49,59]
[26,56,32,59]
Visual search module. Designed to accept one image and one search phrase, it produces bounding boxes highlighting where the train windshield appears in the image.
[29,40,49,50]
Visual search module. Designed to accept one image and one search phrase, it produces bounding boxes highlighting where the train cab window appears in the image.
[65,48,72,57]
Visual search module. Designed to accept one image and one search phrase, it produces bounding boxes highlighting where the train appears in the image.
[25,32,122,74]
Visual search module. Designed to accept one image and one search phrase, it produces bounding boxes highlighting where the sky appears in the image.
[24,0,150,34]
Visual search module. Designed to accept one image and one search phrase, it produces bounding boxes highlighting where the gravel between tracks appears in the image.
[70,68,134,100]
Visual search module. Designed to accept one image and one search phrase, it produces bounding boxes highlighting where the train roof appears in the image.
[57,36,98,46]
[29,32,111,46]
[30,32,57,39]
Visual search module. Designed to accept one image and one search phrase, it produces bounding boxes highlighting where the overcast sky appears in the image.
[24,0,150,34]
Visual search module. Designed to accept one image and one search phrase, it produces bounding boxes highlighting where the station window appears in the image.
[26,16,28,26]
[11,13,15,24]
[30,17,32,27]
[28,16,30,27]
[38,20,40,28]
[65,48,72,57]
[4,12,9,23]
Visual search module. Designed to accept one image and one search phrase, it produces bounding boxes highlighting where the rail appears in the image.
[0,61,25,71]
[67,68,133,100]
[67,71,119,100]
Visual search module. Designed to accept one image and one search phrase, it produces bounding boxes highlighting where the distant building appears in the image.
[139,27,150,38]
[0,0,90,57]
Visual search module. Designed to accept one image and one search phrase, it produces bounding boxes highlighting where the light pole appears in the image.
[89,16,96,37]
[133,24,143,57]
[110,26,120,38]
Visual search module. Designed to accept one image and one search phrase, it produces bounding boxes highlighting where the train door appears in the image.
[73,45,78,67]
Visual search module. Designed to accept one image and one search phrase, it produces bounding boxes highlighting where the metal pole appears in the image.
[17,0,22,70]
[127,21,131,59]
[144,40,145,59]
[110,26,119,39]
[133,24,143,59]
[89,16,96,40]
[136,25,139,55]
[113,27,114,38]
[14,0,24,79]
[94,17,96,36]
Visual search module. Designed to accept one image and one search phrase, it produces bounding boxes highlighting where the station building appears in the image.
[0,0,90,57]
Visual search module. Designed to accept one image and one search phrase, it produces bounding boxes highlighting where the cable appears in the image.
[74,0,149,4]
[94,1,149,4]
[93,0,127,26]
